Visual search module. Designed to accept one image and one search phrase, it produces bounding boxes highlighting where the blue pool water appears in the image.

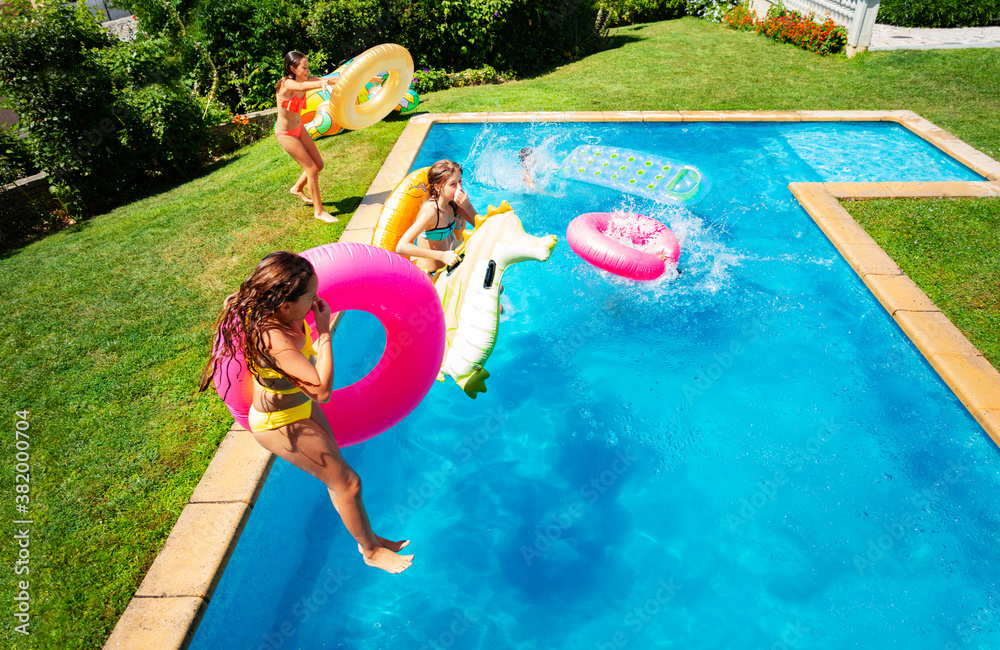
[192,122,1000,649]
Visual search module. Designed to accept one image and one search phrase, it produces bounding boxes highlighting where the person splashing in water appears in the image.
[201,252,413,573]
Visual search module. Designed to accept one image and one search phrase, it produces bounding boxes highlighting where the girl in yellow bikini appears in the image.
[275,51,338,223]
[201,252,413,573]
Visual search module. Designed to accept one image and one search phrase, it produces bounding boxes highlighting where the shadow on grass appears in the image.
[328,195,366,220]
[395,33,646,100]
[0,152,246,259]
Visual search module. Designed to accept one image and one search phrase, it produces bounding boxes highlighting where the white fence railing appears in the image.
[783,0,882,48]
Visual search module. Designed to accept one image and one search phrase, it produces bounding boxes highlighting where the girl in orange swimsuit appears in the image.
[200,252,414,574]
[275,51,338,223]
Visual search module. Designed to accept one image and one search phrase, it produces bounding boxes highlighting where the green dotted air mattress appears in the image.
[557,145,710,204]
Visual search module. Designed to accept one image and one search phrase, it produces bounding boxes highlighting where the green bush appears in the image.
[196,0,312,109]
[308,0,605,76]
[599,0,687,27]
[117,0,612,112]
[0,124,35,184]
[412,64,512,93]
[113,0,202,34]
[307,0,391,63]
[877,0,1000,28]
[0,3,211,215]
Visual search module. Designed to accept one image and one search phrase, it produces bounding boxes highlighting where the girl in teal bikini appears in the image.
[396,160,481,274]
[201,252,413,573]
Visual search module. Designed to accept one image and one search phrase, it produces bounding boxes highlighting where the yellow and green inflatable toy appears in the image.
[371,168,558,398]
[301,44,420,140]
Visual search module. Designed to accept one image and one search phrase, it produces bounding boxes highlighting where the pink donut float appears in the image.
[566,212,680,281]
[212,242,445,447]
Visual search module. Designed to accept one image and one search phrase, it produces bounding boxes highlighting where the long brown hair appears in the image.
[200,251,316,393]
[276,50,307,94]
[424,159,462,201]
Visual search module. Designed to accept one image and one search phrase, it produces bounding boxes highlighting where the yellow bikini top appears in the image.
[254,322,317,381]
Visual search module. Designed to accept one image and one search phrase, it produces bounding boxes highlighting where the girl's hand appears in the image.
[312,298,332,333]
[439,250,460,267]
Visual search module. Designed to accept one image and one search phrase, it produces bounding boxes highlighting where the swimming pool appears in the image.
[191,120,1000,649]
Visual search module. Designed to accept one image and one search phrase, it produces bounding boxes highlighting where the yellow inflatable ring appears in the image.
[329,44,414,130]
[371,167,428,253]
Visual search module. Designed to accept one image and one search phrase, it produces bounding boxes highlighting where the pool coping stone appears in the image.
[105,110,1000,649]
[790,180,1000,450]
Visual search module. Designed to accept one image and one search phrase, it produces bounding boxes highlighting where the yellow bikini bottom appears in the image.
[248,400,312,432]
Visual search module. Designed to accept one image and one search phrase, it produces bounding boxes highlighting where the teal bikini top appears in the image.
[420,199,460,241]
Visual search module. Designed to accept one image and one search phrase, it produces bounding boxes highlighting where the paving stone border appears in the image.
[870,24,1000,50]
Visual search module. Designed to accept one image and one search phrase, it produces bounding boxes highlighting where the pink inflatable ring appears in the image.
[212,242,445,447]
[566,212,680,281]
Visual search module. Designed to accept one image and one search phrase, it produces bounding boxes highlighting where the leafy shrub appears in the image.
[598,0,687,26]
[196,0,312,109]
[307,0,391,63]
[308,0,605,77]
[877,0,1000,28]
[113,0,201,34]
[115,82,209,169]
[412,64,512,93]
[0,124,35,184]
[723,3,847,54]
[0,3,211,214]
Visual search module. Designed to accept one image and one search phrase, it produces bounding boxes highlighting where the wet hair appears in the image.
[424,159,463,200]
[200,251,317,394]
[518,147,533,163]
[276,51,308,93]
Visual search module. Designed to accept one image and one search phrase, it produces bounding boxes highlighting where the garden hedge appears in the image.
[877,0,1000,28]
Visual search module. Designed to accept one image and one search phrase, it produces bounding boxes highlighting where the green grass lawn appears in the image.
[1,17,999,649]
[846,197,1000,366]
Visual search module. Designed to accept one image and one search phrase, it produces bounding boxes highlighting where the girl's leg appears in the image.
[298,130,337,222]
[290,171,311,203]
[252,409,413,574]
[276,134,336,222]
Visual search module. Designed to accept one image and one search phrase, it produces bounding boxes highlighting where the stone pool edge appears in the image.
[103,110,1000,649]
[790,180,1000,448]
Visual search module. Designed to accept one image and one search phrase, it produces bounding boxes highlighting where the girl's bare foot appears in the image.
[358,537,412,573]
[290,188,313,204]
[314,211,339,223]
[362,546,413,573]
